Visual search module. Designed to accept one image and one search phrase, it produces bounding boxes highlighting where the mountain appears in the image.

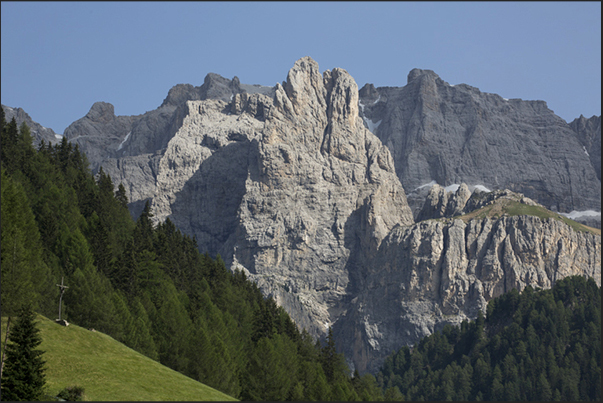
[336,190,600,372]
[1,104,62,146]
[89,57,415,342]
[62,74,274,172]
[569,114,601,181]
[358,70,601,217]
[3,57,600,374]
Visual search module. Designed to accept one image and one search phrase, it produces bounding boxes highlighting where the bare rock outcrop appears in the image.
[569,114,601,181]
[417,183,540,221]
[336,215,601,373]
[63,73,274,175]
[358,71,601,215]
[416,183,472,221]
[231,59,413,335]
[64,102,142,172]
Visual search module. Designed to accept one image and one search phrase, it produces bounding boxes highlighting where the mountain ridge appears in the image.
[1,57,600,374]
[357,68,600,216]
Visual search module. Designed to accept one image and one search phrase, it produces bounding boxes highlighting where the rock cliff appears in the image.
[358,70,601,215]
[63,73,274,170]
[338,213,600,373]
[94,58,599,373]
[64,74,273,216]
[416,183,540,222]
[569,114,601,181]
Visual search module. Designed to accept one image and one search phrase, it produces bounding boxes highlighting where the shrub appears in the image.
[56,385,85,401]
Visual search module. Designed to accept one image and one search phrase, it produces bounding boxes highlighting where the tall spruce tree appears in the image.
[0,304,46,401]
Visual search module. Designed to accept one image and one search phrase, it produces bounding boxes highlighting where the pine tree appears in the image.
[0,304,46,401]
[536,372,553,401]
[243,334,298,401]
[320,326,339,382]
[384,385,404,401]
[115,183,129,209]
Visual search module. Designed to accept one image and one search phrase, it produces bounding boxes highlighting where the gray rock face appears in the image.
[64,102,141,173]
[416,183,472,221]
[569,114,601,181]
[358,70,601,215]
[2,104,61,146]
[227,59,414,338]
[338,215,600,373]
[63,73,274,175]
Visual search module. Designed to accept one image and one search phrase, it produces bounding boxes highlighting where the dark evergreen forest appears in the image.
[377,275,601,401]
[1,108,600,401]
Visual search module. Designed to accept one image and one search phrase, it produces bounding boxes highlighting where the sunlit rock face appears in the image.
[337,213,600,373]
[85,56,414,344]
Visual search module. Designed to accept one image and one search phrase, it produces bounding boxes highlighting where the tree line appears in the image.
[0,109,387,400]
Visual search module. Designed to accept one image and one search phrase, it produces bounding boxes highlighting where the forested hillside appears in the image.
[0,109,387,401]
[377,275,601,401]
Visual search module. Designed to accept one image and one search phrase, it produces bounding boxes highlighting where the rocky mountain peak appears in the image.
[358,83,379,102]
[1,104,60,146]
[358,67,601,215]
[282,56,328,116]
[407,68,439,84]
[569,114,601,181]
[201,72,240,101]
[109,56,413,346]
[161,84,202,107]
[85,101,116,123]
[324,67,360,130]
[272,57,362,139]
[159,73,246,108]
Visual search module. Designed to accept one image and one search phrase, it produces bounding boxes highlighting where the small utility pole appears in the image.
[0,317,11,380]
[56,277,69,321]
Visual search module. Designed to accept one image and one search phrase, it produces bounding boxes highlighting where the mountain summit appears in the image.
[358,68,601,216]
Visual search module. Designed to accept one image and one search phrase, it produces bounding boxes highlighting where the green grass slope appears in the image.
[454,197,600,235]
[1,315,237,401]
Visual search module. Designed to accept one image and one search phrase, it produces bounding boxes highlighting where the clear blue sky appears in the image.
[1,1,601,134]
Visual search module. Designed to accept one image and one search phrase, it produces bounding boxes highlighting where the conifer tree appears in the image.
[115,183,129,209]
[0,304,46,401]
[320,326,345,383]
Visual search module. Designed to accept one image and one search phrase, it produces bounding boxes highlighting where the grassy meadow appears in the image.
[456,198,600,235]
[1,315,237,401]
